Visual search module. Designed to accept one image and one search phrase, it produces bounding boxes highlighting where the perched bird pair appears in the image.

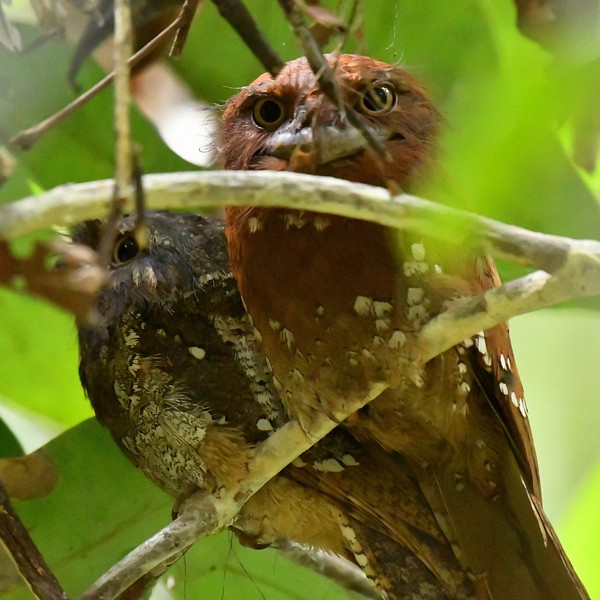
[78,54,588,599]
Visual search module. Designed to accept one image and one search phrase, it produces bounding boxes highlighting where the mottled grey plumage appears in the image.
[76,212,284,500]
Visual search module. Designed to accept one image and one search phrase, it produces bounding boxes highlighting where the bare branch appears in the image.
[0,168,598,361]
[0,481,67,600]
[278,0,388,158]
[211,0,284,75]
[82,383,387,599]
[113,0,134,197]
[169,0,201,57]
[0,171,579,264]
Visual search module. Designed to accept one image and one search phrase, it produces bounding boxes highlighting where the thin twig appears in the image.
[211,0,284,76]
[113,0,133,197]
[9,10,187,150]
[278,0,388,158]
[0,481,67,600]
[94,0,136,267]
[169,0,201,57]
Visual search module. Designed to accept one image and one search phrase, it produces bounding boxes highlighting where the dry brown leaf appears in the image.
[0,451,58,500]
[0,240,107,318]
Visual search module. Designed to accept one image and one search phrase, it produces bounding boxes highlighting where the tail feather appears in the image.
[415,453,589,600]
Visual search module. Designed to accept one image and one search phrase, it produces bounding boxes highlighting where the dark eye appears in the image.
[112,234,140,265]
[252,97,286,129]
[357,84,396,116]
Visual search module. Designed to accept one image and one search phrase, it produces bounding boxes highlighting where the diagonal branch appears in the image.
[211,0,284,75]
[9,7,188,150]
[278,0,388,158]
[81,383,388,599]
[0,481,67,600]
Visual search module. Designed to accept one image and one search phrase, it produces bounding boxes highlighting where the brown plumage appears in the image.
[220,54,588,599]
[76,212,445,599]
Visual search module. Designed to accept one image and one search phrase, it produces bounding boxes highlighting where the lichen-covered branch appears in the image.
[2,170,599,354]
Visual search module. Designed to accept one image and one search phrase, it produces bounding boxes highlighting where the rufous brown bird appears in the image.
[77,211,454,599]
[219,54,589,599]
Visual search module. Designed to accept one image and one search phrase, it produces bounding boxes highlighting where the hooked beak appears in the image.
[265,121,393,165]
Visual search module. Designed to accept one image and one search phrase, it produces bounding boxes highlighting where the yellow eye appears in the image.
[357,84,396,116]
[252,97,286,129]
[112,234,140,265]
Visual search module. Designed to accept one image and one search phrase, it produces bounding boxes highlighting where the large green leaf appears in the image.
[1,419,348,599]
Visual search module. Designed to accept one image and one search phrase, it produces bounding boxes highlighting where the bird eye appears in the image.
[112,234,140,265]
[252,97,286,129]
[357,84,396,116]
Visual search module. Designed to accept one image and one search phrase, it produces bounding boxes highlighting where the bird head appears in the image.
[218,54,441,189]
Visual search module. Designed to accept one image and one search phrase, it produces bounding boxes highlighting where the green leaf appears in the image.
[2,419,348,599]
[0,417,23,458]
[0,287,91,429]
[561,460,600,599]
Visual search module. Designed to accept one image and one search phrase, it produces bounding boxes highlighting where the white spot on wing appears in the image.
[188,346,206,360]
[389,330,406,349]
[407,305,427,322]
[256,418,274,432]
[476,333,487,356]
[342,454,360,466]
[313,216,330,231]
[459,381,471,396]
[124,330,140,348]
[248,216,262,233]
[403,260,429,277]
[519,398,528,418]
[476,332,493,367]
[411,242,426,261]
[353,295,373,316]
[281,328,295,350]
[373,301,393,319]
[510,391,519,407]
[314,458,345,472]
[284,213,307,229]
[499,353,507,371]
[375,319,390,332]
[407,287,424,305]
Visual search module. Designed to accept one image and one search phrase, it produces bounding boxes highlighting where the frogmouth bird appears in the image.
[77,212,466,600]
[219,54,588,599]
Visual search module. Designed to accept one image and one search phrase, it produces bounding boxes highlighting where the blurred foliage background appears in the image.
[1,0,600,598]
